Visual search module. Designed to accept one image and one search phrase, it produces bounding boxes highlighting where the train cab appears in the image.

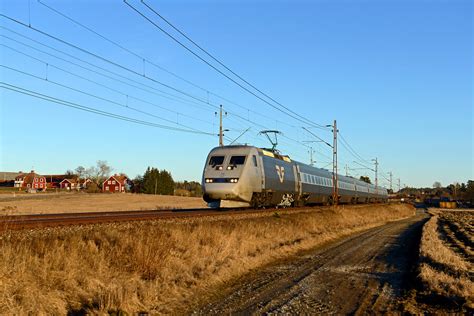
[202,145,263,208]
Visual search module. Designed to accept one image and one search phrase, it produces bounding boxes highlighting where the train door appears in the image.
[294,164,302,203]
[252,154,264,192]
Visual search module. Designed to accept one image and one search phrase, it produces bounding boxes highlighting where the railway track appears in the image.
[0,207,279,231]
[0,203,392,231]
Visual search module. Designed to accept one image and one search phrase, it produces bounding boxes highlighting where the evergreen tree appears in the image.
[141,167,175,195]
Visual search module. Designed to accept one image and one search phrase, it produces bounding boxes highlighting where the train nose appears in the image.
[203,182,241,201]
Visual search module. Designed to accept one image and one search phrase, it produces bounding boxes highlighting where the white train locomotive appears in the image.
[202,145,388,208]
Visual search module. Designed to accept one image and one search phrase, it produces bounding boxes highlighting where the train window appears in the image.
[252,155,258,167]
[230,155,246,165]
[209,156,224,166]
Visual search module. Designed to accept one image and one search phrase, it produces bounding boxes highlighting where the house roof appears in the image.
[60,178,77,184]
[0,172,22,181]
[104,174,129,185]
[21,171,45,184]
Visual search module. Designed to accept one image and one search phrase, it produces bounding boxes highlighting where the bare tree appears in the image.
[86,161,112,185]
[433,181,442,189]
[75,166,86,179]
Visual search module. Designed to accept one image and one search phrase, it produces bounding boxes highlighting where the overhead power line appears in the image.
[0,10,326,160]
[124,0,329,130]
[25,2,308,132]
[0,42,217,129]
[1,63,215,135]
[1,82,214,135]
[0,21,310,153]
[0,14,215,108]
[0,29,216,112]
[338,131,372,164]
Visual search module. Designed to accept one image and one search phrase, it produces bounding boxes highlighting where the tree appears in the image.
[359,176,371,184]
[433,181,442,189]
[175,181,202,197]
[65,169,74,176]
[467,180,474,203]
[75,166,86,179]
[85,160,112,185]
[141,167,175,195]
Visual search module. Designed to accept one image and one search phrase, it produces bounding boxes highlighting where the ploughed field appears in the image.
[0,193,207,215]
[418,209,473,309]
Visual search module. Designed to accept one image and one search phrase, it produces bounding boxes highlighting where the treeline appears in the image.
[133,167,174,195]
[175,181,202,197]
[400,180,474,203]
[132,167,202,197]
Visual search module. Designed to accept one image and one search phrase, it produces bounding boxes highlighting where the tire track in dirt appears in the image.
[197,210,428,315]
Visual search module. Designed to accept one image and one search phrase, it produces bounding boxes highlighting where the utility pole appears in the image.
[216,105,227,147]
[372,158,378,194]
[397,178,401,193]
[388,171,393,192]
[309,146,315,166]
[331,120,338,205]
[345,164,349,176]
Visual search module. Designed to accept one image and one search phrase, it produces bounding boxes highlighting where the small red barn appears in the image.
[60,178,78,190]
[102,175,128,193]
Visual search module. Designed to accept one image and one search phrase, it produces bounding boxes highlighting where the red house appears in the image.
[102,175,129,193]
[60,178,78,190]
[14,170,47,191]
[60,178,92,190]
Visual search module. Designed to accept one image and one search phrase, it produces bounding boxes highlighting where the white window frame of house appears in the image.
[115,186,118,191]
[112,180,116,185]
[40,178,43,182]
[105,186,109,191]
[108,180,111,185]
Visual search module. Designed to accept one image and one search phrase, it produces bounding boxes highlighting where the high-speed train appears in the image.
[202,145,388,208]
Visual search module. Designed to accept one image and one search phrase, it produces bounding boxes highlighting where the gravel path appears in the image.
[197,210,429,314]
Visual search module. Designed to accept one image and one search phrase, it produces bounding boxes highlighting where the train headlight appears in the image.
[229,178,239,183]
[217,166,223,170]
[205,178,213,183]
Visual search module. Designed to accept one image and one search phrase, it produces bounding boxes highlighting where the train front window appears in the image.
[229,155,246,166]
[209,156,225,166]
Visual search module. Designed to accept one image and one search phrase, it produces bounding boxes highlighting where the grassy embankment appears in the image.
[0,204,413,314]
[419,209,473,308]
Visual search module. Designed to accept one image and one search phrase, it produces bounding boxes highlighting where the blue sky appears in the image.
[1,0,472,188]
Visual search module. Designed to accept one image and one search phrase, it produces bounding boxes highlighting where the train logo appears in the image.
[275,165,285,183]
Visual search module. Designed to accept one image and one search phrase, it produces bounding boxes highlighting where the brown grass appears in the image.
[0,193,207,215]
[419,209,474,307]
[0,204,413,314]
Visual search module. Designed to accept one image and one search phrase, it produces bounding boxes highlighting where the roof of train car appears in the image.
[209,145,387,192]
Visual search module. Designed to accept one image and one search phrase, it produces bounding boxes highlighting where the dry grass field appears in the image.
[0,203,413,314]
[0,193,207,215]
[419,209,474,307]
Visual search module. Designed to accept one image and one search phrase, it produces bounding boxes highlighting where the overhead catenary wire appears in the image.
[140,0,330,131]
[1,64,216,135]
[124,1,329,131]
[0,22,311,154]
[0,42,219,129]
[37,0,300,131]
[0,14,218,109]
[0,10,330,160]
[1,82,215,135]
[0,29,218,112]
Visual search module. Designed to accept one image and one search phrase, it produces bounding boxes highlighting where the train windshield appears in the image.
[229,155,246,165]
[208,156,225,166]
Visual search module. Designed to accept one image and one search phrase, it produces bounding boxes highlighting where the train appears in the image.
[202,145,388,208]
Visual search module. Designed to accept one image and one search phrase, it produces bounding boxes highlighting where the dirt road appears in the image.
[198,210,429,314]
